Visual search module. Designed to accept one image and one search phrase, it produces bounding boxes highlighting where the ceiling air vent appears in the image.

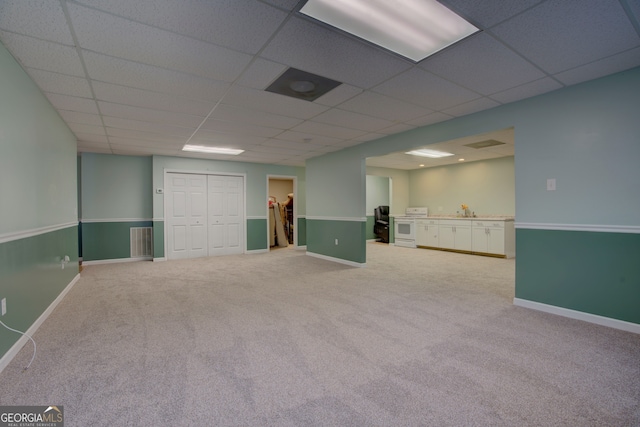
[265,67,342,102]
[464,139,506,149]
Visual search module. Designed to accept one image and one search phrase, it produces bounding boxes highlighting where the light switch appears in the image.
[546,178,556,191]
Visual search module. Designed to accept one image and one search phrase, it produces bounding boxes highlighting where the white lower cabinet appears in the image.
[438,219,472,252]
[416,219,439,247]
[417,218,515,258]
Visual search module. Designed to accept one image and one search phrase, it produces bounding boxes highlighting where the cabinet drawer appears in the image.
[439,219,471,226]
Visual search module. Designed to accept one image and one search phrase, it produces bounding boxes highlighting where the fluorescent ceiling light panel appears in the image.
[406,148,454,158]
[182,145,244,155]
[299,0,479,62]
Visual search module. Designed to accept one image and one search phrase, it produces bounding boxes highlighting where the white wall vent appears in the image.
[130,227,153,258]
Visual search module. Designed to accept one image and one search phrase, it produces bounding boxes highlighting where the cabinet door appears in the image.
[472,227,488,252]
[439,226,455,249]
[426,224,439,247]
[454,226,472,251]
[416,220,428,246]
[487,227,505,255]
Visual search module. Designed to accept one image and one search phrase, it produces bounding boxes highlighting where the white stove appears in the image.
[394,207,428,248]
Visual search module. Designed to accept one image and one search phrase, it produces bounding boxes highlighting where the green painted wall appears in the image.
[0,41,78,360]
[366,166,410,217]
[0,226,79,357]
[297,217,307,246]
[82,221,153,261]
[247,219,267,251]
[153,221,164,258]
[516,229,640,324]
[306,220,366,264]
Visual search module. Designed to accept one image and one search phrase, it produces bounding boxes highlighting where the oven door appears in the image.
[394,218,416,247]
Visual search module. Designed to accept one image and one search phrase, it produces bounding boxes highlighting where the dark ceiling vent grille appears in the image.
[265,67,342,102]
[464,139,506,149]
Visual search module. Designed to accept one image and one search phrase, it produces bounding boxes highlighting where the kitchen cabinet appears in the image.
[416,219,439,247]
[438,219,472,252]
[472,220,505,255]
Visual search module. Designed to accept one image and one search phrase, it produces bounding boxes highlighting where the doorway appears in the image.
[268,176,296,250]
[165,172,245,260]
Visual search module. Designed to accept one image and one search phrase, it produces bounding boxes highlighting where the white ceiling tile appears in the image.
[74,0,287,54]
[44,93,99,115]
[406,112,455,127]
[67,123,106,136]
[82,51,230,102]
[276,131,344,146]
[373,68,480,110]
[98,101,204,128]
[0,31,85,77]
[222,85,329,119]
[377,123,417,135]
[236,58,288,90]
[25,68,92,98]
[312,109,395,132]
[260,16,412,89]
[110,144,175,156]
[489,77,563,104]
[200,118,283,138]
[189,130,267,148]
[68,4,252,82]
[102,116,194,137]
[58,111,103,126]
[0,0,74,44]
[91,81,215,117]
[106,128,186,144]
[78,145,112,154]
[339,91,432,121]
[315,84,364,107]
[422,33,546,95]
[292,121,365,140]
[439,0,544,28]
[553,47,640,86]
[74,133,109,144]
[491,0,640,74]
[442,97,501,117]
[108,137,181,149]
[211,104,302,130]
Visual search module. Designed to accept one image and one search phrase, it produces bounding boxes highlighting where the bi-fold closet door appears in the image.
[166,173,244,260]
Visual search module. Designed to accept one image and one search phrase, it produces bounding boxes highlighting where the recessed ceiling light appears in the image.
[299,0,479,62]
[458,158,465,162]
[406,149,455,158]
[419,164,425,167]
[182,145,244,155]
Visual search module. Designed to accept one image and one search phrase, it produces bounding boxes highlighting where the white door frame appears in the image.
[164,169,247,259]
[267,175,297,249]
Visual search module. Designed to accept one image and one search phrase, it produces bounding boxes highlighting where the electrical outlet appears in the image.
[335,239,338,245]
[1,298,6,316]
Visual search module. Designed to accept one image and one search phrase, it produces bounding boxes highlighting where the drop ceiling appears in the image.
[0,0,638,168]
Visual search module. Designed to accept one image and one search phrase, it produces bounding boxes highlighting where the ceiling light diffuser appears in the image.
[406,149,454,158]
[299,0,479,62]
[182,145,244,155]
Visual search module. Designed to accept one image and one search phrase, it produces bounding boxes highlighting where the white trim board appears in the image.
[306,216,367,222]
[0,222,77,245]
[513,298,640,334]
[80,218,152,223]
[515,222,640,234]
[82,257,152,266]
[0,273,81,374]
[306,251,365,268]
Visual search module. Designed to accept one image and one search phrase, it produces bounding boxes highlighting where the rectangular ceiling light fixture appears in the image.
[406,148,454,158]
[299,0,479,62]
[182,145,244,155]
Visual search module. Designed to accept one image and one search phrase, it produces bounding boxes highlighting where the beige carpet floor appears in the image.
[1,242,638,426]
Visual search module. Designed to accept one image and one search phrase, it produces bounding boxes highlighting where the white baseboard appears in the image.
[82,257,152,266]
[306,251,365,268]
[0,273,81,374]
[296,245,307,251]
[153,257,167,262]
[513,298,640,334]
[246,249,269,254]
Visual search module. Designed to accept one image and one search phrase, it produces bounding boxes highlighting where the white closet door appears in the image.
[208,175,244,256]
[166,173,208,260]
